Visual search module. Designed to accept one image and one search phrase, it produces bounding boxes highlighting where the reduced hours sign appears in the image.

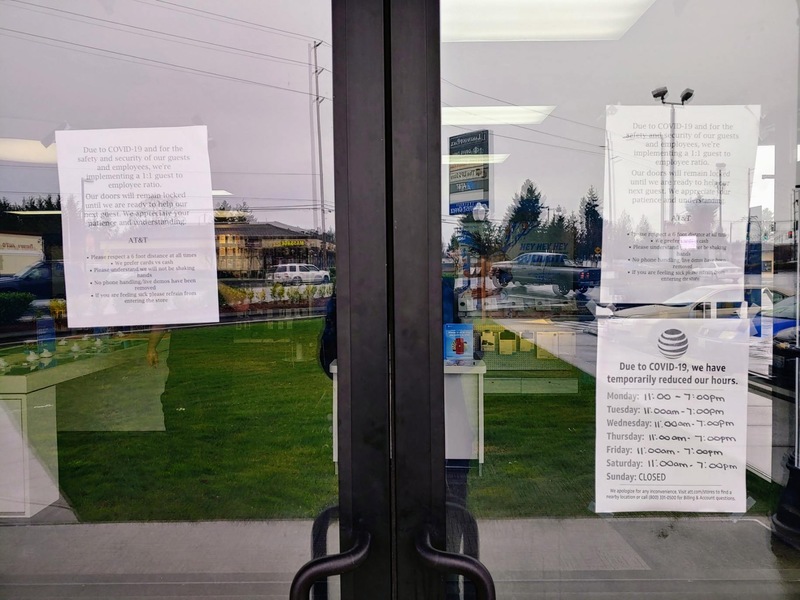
[595,318,749,513]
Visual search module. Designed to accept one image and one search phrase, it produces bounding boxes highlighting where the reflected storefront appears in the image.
[2,0,800,598]
[440,0,800,597]
[0,1,342,596]
[215,222,334,277]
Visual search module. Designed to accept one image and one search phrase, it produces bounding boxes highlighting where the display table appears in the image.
[330,360,486,465]
[0,336,152,518]
[444,360,486,463]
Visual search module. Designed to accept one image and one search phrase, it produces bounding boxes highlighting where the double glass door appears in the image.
[2,0,800,598]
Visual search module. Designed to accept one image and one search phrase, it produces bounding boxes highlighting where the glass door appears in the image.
[439,0,800,598]
[0,1,456,598]
[0,1,351,597]
[6,1,800,599]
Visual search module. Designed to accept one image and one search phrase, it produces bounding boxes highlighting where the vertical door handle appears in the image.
[310,505,339,600]
[289,530,371,600]
[415,526,496,600]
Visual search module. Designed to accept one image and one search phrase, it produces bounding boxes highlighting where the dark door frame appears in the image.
[332,0,446,597]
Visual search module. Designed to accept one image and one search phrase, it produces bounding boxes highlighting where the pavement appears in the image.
[2,515,800,599]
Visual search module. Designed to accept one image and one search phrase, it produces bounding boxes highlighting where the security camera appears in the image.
[651,87,668,102]
[680,88,694,104]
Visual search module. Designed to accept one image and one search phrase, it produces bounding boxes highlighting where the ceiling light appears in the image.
[212,190,232,196]
[8,210,62,215]
[0,139,58,164]
[441,0,656,42]
[442,154,510,164]
[443,106,555,125]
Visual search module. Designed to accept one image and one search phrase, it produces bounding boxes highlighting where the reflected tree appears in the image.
[214,200,255,223]
[458,213,501,260]
[0,195,63,259]
[578,185,603,260]
[458,213,502,296]
[501,179,546,253]
[636,215,653,238]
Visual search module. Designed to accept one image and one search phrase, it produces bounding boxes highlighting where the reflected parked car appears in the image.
[0,260,65,299]
[489,252,600,296]
[692,260,743,282]
[772,326,799,387]
[265,263,331,285]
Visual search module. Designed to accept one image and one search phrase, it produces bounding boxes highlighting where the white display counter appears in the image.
[0,337,156,518]
[0,390,58,518]
[443,360,486,463]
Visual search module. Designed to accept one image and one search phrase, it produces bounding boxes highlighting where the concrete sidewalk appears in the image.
[2,516,799,599]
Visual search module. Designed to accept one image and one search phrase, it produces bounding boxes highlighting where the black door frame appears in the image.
[332,0,446,597]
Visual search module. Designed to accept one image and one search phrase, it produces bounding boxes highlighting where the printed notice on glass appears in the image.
[600,105,760,304]
[56,126,219,328]
[595,318,748,513]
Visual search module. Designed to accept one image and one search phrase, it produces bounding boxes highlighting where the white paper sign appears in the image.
[56,126,219,327]
[601,105,760,304]
[595,318,749,513]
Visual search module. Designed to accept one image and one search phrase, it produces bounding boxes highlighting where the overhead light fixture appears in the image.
[442,105,555,125]
[212,190,232,196]
[442,154,510,164]
[0,139,58,164]
[441,0,656,42]
[651,87,668,102]
[472,202,488,221]
[8,210,62,215]
[651,85,695,105]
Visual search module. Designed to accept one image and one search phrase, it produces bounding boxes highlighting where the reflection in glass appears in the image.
[442,0,800,596]
[0,1,338,595]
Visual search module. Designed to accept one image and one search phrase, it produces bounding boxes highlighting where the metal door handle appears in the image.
[415,526,496,600]
[289,530,371,600]
[310,505,339,600]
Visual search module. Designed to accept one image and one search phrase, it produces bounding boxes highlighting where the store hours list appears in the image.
[595,318,749,513]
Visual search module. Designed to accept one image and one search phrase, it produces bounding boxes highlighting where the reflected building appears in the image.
[214,222,334,277]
